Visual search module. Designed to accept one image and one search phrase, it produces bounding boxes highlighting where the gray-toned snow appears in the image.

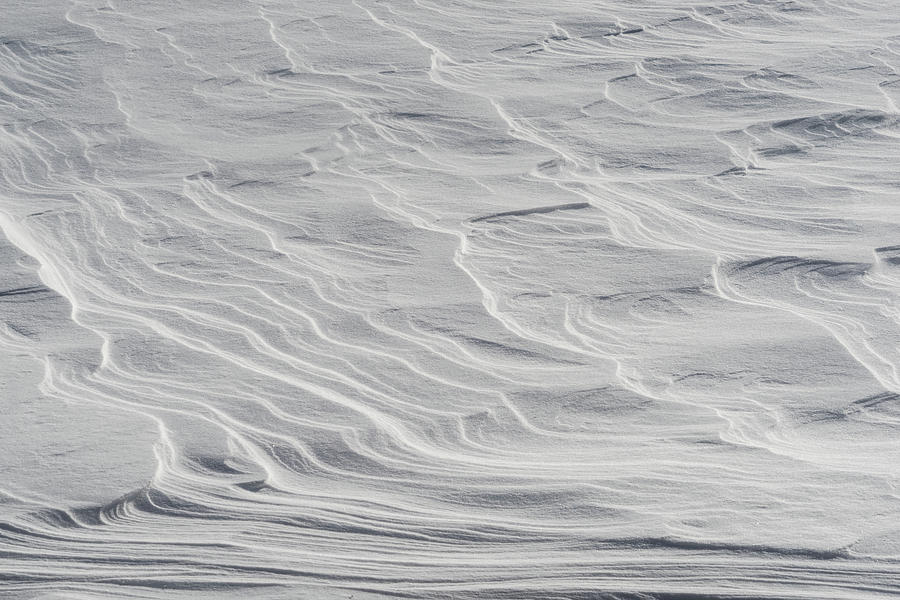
[2,0,900,598]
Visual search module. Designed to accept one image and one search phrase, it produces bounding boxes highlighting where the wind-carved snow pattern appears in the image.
[1,0,900,598]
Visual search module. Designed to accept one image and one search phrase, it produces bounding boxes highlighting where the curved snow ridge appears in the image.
[2,0,900,598]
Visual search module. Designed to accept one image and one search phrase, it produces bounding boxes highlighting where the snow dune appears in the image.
[2,0,900,598]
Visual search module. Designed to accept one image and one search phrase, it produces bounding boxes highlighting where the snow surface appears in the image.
[2,0,900,598]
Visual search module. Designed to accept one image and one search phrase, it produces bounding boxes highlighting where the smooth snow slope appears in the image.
[2,0,900,598]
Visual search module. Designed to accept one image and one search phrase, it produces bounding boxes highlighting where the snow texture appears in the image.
[2,0,900,598]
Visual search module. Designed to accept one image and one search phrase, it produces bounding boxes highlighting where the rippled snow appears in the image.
[2,0,900,598]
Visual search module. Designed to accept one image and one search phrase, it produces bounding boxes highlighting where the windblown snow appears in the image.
[2,0,900,598]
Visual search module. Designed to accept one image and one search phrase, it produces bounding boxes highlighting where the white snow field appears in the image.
[2,0,900,598]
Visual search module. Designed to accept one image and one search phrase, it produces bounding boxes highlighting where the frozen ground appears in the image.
[2,0,900,598]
